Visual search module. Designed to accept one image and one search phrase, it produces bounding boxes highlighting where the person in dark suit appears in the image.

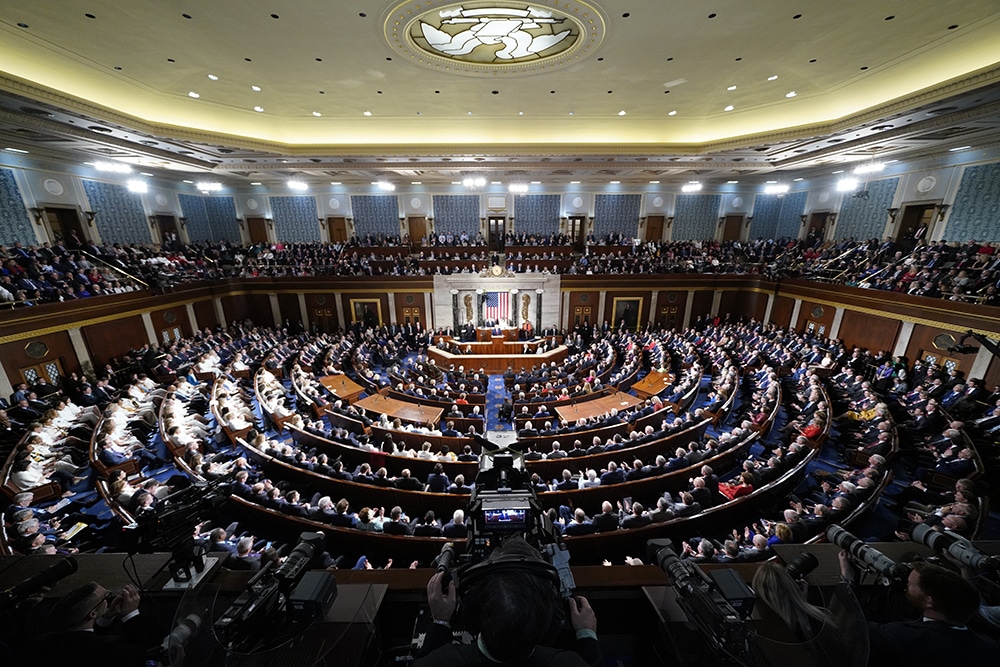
[621,502,652,529]
[394,468,424,491]
[35,581,153,667]
[441,509,469,538]
[563,508,596,536]
[592,501,620,532]
[413,510,443,537]
[382,506,412,535]
[853,560,1000,664]
[599,461,626,486]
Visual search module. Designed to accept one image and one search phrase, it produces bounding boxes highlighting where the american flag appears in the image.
[484,291,510,322]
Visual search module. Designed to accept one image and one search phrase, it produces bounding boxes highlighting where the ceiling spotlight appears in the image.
[668,110,677,116]
[253,106,264,112]
[412,181,422,185]
[188,91,200,98]
[785,91,797,98]
[509,183,529,193]
[376,181,395,191]
[363,110,372,116]
[727,180,739,184]
[94,161,132,173]
[763,184,789,194]
[681,182,702,192]
[312,111,322,117]
[727,85,737,91]
[609,180,621,185]
[126,180,147,193]
[463,177,487,188]
[251,85,262,92]
[618,110,627,116]
[836,178,858,192]
[250,182,262,186]
[207,74,219,81]
[288,180,308,191]
[4,147,29,154]
[723,105,734,112]
[330,181,341,185]
[196,182,223,192]
[853,163,885,175]
[949,145,971,152]
[767,75,778,81]
[569,181,581,184]
[649,180,660,184]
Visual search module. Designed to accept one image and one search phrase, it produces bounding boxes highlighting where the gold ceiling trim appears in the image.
[0,65,999,158]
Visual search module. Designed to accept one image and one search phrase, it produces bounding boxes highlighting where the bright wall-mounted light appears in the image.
[126,180,147,193]
[287,180,309,191]
[763,184,789,194]
[509,183,529,193]
[681,182,702,193]
[197,182,223,192]
[853,163,885,175]
[836,178,859,192]
[94,161,132,173]
[376,181,396,191]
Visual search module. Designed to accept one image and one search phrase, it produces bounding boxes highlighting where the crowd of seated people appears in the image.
[7,232,1000,308]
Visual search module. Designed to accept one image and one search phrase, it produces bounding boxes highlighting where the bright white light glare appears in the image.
[837,178,859,192]
[463,177,486,188]
[853,163,885,175]
[649,180,660,184]
[207,74,218,81]
[312,111,322,117]
[727,180,739,184]
[251,85,261,92]
[363,111,372,116]
[412,181,422,185]
[94,161,132,173]
[609,181,621,185]
[668,110,677,116]
[570,181,581,184]
[949,145,971,152]
[188,91,200,98]
[727,85,737,91]
[287,180,309,191]
[681,182,702,192]
[764,184,789,194]
[618,110,626,116]
[250,182,262,186]
[4,147,29,154]
[723,105,734,112]
[376,181,395,191]
[253,106,264,113]
[785,91,797,98]
[197,182,223,192]
[767,75,779,81]
[126,180,147,193]
[508,183,529,193]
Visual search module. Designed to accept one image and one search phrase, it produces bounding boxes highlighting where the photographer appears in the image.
[416,537,601,666]
[840,553,999,664]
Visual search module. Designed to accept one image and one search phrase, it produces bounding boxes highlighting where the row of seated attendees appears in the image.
[7,234,1000,307]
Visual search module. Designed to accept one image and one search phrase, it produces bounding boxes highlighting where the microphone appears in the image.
[1,556,78,606]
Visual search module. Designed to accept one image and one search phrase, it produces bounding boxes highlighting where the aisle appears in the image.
[485,373,509,432]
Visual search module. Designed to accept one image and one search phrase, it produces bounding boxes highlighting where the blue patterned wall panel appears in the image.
[205,196,240,243]
[270,196,319,242]
[946,163,1000,242]
[352,195,400,238]
[834,177,898,240]
[178,194,212,242]
[432,195,479,236]
[593,194,640,239]
[82,180,151,245]
[749,195,781,239]
[775,191,808,239]
[673,194,720,241]
[0,168,34,246]
[516,194,560,236]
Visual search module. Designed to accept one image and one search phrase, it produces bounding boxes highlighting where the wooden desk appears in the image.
[427,344,568,373]
[354,394,443,426]
[632,371,675,400]
[554,391,643,423]
[320,374,365,404]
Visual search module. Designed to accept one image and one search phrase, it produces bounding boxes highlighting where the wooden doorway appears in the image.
[19,358,66,390]
[246,217,270,244]
[895,202,938,246]
[328,217,349,244]
[154,214,179,247]
[488,216,505,252]
[808,211,829,239]
[408,216,427,247]
[721,214,743,242]
[312,308,336,333]
[401,306,423,326]
[568,216,586,253]
[42,206,87,247]
[645,215,664,243]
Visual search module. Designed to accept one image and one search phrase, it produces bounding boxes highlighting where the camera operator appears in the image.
[839,553,1000,664]
[415,536,601,666]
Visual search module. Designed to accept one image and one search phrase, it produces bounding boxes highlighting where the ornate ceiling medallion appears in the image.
[385,1,606,77]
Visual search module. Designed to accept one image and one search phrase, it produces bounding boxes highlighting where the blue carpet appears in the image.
[485,374,508,431]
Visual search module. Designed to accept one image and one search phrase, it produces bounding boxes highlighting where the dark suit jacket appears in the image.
[563,520,596,536]
[592,512,619,532]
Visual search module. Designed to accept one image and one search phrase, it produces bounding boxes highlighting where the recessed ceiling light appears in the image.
[126,180,147,193]
[767,75,778,81]
[4,147,29,154]
[197,182,223,192]
[568,111,574,115]
[950,145,971,151]
[724,105,734,111]
[831,170,844,174]
[793,177,804,182]
[188,91,200,98]
[491,181,502,185]
[649,180,660,184]
[253,106,264,112]
[330,181,341,185]
[451,182,461,185]
[250,182,262,186]
[139,172,153,177]
[609,181,620,184]
[764,184,789,194]
[207,74,218,81]
[727,180,739,184]
[288,180,308,191]
[411,181,422,185]
[518,111,524,115]
[570,181,581,184]
[312,111,322,117]
[531,181,541,184]
[618,110,627,116]
[727,85,737,91]
[363,111,372,116]
[766,180,777,184]
[837,178,858,192]
[785,91,797,98]
[182,179,194,184]
[251,85,261,92]
[668,110,677,116]
[682,182,702,192]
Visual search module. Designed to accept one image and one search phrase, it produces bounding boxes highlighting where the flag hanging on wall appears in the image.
[484,291,510,322]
